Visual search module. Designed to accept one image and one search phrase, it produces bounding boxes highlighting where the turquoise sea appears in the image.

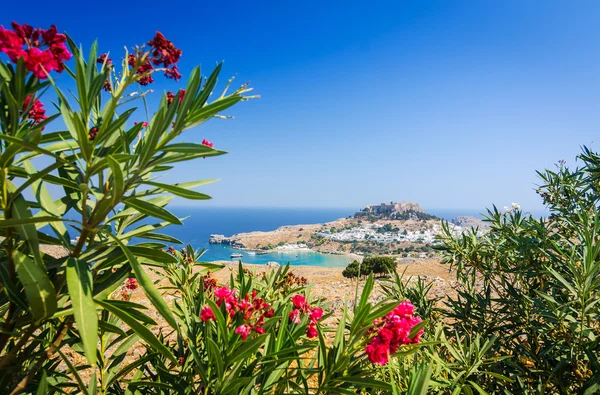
[155,207,506,268]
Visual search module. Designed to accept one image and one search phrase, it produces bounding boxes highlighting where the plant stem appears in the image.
[9,319,73,395]
[0,324,37,370]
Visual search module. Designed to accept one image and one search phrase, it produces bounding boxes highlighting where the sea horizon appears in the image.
[155,206,549,267]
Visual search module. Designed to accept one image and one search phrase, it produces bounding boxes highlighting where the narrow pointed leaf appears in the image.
[13,250,57,323]
[66,257,98,365]
[125,198,182,225]
[103,231,177,328]
[95,299,176,362]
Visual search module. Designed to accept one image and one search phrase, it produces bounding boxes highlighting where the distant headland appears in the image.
[209,201,486,261]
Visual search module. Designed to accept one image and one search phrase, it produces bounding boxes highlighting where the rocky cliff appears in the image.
[209,234,247,249]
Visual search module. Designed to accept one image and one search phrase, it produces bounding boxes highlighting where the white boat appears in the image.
[230,253,243,258]
[247,251,256,256]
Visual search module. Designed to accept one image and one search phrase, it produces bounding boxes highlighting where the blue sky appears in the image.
[3,1,600,211]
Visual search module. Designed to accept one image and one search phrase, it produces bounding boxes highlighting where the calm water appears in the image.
[162,207,355,267]
[149,206,548,267]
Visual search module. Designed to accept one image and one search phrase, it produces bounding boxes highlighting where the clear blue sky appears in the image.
[4,1,599,211]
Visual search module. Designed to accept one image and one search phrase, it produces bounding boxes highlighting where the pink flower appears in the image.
[134,121,149,128]
[22,47,55,79]
[201,139,214,148]
[365,337,390,365]
[364,301,423,366]
[306,323,318,338]
[0,23,71,78]
[309,307,323,323]
[235,324,251,340]
[125,277,138,291]
[200,306,215,322]
[0,28,24,61]
[291,294,307,310]
[214,286,234,301]
[289,309,301,324]
[392,301,415,317]
[22,95,46,124]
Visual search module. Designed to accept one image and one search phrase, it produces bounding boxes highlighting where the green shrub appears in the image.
[342,256,396,278]
[375,147,600,394]
[0,24,428,394]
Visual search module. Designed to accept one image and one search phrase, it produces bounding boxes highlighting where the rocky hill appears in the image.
[451,216,489,230]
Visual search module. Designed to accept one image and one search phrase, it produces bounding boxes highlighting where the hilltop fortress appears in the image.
[354,201,429,219]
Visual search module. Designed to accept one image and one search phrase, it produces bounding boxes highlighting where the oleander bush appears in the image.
[0,23,427,394]
[374,149,600,394]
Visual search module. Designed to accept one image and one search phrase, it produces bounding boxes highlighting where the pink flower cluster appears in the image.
[289,294,323,339]
[365,301,423,366]
[201,287,275,340]
[22,95,46,125]
[0,22,72,79]
[201,139,213,148]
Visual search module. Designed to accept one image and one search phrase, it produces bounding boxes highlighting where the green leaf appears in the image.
[0,216,66,228]
[332,376,392,390]
[125,198,182,225]
[56,347,90,395]
[13,250,57,323]
[144,181,211,200]
[161,143,226,157]
[93,264,131,300]
[35,371,48,395]
[0,262,28,311]
[95,299,176,362]
[407,363,432,395]
[408,320,427,340]
[106,155,124,203]
[103,232,177,329]
[66,257,98,366]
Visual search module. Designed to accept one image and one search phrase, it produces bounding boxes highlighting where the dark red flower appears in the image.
[97,53,112,65]
[202,139,214,148]
[148,31,181,67]
[166,89,186,105]
[128,53,154,85]
[89,126,98,141]
[164,65,181,81]
[125,277,138,291]
[103,80,111,92]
